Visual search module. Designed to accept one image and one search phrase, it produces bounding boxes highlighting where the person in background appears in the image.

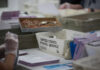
[0,32,18,70]
[60,0,83,9]
[60,0,81,4]
[82,0,100,12]
[60,0,100,12]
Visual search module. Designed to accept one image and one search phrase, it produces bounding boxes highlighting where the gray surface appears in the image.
[16,65,29,70]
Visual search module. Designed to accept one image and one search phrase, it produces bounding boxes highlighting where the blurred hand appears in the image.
[5,32,18,56]
[59,3,71,9]
[59,2,83,9]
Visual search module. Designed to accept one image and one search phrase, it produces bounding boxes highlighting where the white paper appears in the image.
[38,3,59,16]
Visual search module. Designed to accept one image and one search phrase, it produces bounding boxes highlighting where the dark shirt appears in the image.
[60,0,81,4]
[82,0,100,9]
[60,0,100,9]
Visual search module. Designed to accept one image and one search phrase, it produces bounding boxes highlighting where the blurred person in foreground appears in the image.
[0,32,18,70]
[60,0,100,12]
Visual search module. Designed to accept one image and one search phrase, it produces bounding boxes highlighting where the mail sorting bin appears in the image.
[19,17,62,32]
[85,39,100,56]
[59,12,100,32]
[36,29,85,59]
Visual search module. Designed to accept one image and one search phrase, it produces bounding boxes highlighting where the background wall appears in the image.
[0,0,60,15]
[19,0,60,11]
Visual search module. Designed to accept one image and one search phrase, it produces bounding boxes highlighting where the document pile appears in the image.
[1,11,20,29]
[18,49,59,67]
[72,31,100,60]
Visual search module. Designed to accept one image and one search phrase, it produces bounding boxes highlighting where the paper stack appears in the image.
[18,49,59,67]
